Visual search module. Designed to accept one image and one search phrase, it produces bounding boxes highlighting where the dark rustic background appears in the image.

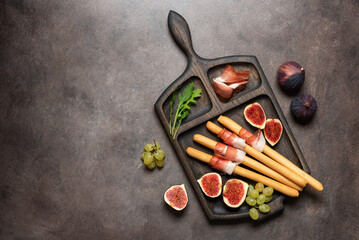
[1,0,358,239]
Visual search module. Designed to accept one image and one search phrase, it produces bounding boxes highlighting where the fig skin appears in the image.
[277,61,305,92]
[290,94,317,123]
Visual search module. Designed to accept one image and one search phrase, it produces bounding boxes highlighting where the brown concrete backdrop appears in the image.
[1,0,358,239]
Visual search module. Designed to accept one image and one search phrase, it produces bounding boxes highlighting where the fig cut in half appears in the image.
[197,172,222,198]
[264,118,283,146]
[244,102,266,129]
[164,184,188,211]
[223,179,248,208]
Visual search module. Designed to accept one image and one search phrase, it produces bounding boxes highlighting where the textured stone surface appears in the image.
[0,0,358,239]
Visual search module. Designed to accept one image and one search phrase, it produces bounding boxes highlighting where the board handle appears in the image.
[168,11,199,60]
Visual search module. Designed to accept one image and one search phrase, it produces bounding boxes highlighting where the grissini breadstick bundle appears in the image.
[193,134,302,191]
[206,121,307,188]
[186,147,299,197]
[217,116,323,191]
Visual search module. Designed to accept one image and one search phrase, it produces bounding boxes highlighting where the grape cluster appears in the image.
[246,182,274,220]
[141,139,165,169]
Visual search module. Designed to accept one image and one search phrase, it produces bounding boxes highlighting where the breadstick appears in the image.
[186,147,299,197]
[207,121,307,188]
[193,134,302,191]
[217,116,323,191]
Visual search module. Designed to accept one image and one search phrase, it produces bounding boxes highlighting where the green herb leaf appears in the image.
[170,82,202,139]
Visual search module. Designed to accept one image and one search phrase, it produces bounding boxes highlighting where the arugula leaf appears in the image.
[169,82,202,139]
[169,85,181,134]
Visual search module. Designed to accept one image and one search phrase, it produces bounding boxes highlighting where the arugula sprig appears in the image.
[169,82,202,139]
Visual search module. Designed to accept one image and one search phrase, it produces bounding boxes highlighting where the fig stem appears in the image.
[305,103,310,108]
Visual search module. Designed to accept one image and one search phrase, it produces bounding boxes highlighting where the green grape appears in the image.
[147,161,156,169]
[257,194,266,205]
[141,151,151,160]
[249,208,259,220]
[255,182,264,192]
[247,184,254,196]
[143,154,154,165]
[259,204,270,213]
[154,149,165,161]
[263,187,274,197]
[145,144,154,152]
[155,160,164,168]
[250,189,259,199]
[265,195,273,203]
[246,196,256,206]
[155,142,160,149]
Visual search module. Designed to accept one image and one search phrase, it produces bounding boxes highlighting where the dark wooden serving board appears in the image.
[155,11,310,221]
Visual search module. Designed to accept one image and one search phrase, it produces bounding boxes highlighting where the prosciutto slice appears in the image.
[217,128,246,150]
[245,129,266,152]
[212,65,250,99]
[209,156,237,175]
[214,142,246,164]
[217,65,250,84]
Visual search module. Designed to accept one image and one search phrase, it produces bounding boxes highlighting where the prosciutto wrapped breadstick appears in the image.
[217,116,323,191]
[186,147,299,197]
[206,121,307,188]
[193,134,302,191]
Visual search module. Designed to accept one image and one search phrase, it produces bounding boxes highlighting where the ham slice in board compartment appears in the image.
[212,65,250,99]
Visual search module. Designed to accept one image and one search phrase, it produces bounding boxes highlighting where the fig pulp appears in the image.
[277,61,305,92]
[223,179,248,208]
[290,94,317,123]
[197,172,222,198]
[264,119,283,146]
[164,184,188,211]
[244,102,266,129]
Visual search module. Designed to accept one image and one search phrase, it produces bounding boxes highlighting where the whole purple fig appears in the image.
[290,94,317,123]
[277,61,305,92]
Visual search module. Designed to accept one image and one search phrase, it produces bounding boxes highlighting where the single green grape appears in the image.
[154,149,165,161]
[141,151,151,160]
[255,182,264,192]
[257,194,266,205]
[155,160,164,168]
[143,154,154,165]
[147,161,156,169]
[246,196,256,206]
[265,195,273,203]
[249,208,259,220]
[247,184,254,196]
[145,144,154,152]
[259,204,270,213]
[263,187,274,197]
[250,189,259,199]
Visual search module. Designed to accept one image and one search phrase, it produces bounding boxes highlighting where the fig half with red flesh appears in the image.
[244,102,266,129]
[264,118,283,146]
[223,179,248,208]
[197,172,222,198]
[164,184,188,211]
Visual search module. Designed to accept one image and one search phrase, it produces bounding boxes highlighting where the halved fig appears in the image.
[197,172,222,198]
[164,184,188,211]
[264,119,283,146]
[223,179,248,208]
[244,102,266,129]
